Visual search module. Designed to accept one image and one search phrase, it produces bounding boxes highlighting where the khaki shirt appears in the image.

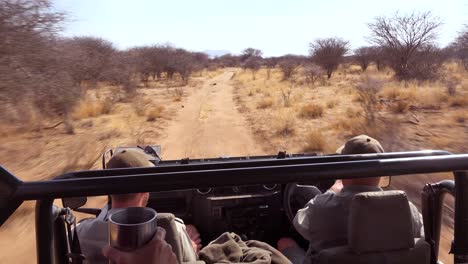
[293,185,424,264]
[76,207,197,264]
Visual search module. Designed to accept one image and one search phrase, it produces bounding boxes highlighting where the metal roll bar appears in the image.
[0,150,467,263]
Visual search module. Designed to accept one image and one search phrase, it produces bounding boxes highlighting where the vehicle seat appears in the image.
[157,213,205,264]
[316,190,430,264]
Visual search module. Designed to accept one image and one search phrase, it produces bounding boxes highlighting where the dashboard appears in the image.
[147,184,288,244]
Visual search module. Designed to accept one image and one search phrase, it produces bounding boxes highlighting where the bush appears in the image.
[453,110,467,123]
[274,116,296,137]
[354,76,384,124]
[299,104,324,119]
[390,100,409,113]
[257,97,274,109]
[303,130,326,152]
[449,96,468,107]
[71,98,114,119]
[146,105,165,122]
[326,100,338,108]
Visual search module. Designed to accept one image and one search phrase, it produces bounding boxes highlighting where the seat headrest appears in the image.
[348,190,415,253]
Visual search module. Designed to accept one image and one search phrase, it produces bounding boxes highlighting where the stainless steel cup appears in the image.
[108,207,158,252]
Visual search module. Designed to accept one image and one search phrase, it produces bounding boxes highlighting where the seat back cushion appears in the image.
[348,190,415,253]
[317,238,430,264]
[157,213,183,263]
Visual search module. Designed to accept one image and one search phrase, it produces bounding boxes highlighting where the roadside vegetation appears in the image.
[0,2,466,263]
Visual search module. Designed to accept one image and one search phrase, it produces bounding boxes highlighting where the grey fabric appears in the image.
[156,213,184,263]
[292,186,424,264]
[76,211,197,264]
[317,238,430,264]
[281,245,306,264]
[348,191,414,253]
[293,185,383,254]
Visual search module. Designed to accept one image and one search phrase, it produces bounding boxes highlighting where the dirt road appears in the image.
[159,70,263,159]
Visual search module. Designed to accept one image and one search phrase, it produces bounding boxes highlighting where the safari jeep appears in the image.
[1,147,467,264]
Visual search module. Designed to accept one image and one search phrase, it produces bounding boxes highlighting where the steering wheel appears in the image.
[283,180,335,223]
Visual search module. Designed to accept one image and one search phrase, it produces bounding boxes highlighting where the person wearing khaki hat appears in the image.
[277,135,423,264]
[76,149,199,264]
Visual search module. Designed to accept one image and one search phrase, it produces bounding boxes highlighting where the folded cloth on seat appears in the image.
[199,232,292,264]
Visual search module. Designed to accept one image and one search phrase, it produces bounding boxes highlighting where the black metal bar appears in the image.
[35,199,54,264]
[453,171,468,264]
[55,150,451,180]
[53,208,69,264]
[421,180,455,264]
[11,154,468,201]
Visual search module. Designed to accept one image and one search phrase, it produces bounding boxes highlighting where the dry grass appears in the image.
[449,95,468,107]
[302,130,326,152]
[390,100,409,113]
[452,110,467,123]
[257,97,275,109]
[326,100,338,109]
[273,113,296,137]
[146,105,165,122]
[299,104,324,119]
[173,87,184,102]
[71,98,113,120]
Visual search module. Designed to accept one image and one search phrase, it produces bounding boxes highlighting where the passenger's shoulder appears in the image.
[76,218,106,236]
[312,191,337,205]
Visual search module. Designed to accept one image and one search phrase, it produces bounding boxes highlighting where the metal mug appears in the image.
[108,207,158,252]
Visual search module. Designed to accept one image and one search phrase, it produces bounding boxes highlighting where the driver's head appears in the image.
[106,149,153,208]
[337,135,384,187]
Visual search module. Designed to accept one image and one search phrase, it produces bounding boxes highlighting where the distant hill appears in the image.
[203,50,231,58]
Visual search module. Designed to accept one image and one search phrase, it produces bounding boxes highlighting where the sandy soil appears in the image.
[0,70,264,263]
[0,68,464,263]
[158,70,262,159]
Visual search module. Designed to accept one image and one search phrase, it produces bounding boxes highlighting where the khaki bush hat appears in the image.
[106,149,154,169]
[336,135,384,154]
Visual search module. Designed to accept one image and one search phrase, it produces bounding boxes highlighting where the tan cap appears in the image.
[106,149,154,169]
[336,135,384,154]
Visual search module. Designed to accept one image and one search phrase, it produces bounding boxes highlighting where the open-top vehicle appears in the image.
[1,147,468,264]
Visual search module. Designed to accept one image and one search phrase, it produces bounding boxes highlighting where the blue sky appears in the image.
[53,0,467,57]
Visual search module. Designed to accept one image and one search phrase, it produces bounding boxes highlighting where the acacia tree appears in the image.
[368,11,442,80]
[451,25,468,70]
[264,57,278,80]
[354,47,373,71]
[241,48,263,61]
[60,37,116,86]
[0,0,80,119]
[278,55,301,80]
[310,38,349,79]
[303,63,324,87]
[241,48,263,79]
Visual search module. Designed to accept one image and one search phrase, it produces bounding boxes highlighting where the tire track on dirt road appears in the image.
[158,71,263,160]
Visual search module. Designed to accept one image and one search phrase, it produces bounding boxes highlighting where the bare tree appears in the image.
[278,55,302,80]
[355,76,384,124]
[303,63,324,87]
[451,24,468,70]
[241,48,263,61]
[244,56,261,79]
[368,11,442,80]
[368,46,387,71]
[240,48,263,79]
[101,51,138,96]
[264,57,278,80]
[354,47,373,71]
[310,38,349,79]
[59,37,116,87]
[0,0,81,120]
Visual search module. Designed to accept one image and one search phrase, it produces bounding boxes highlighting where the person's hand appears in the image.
[102,227,178,264]
[329,180,343,193]
[186,224,202,253]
